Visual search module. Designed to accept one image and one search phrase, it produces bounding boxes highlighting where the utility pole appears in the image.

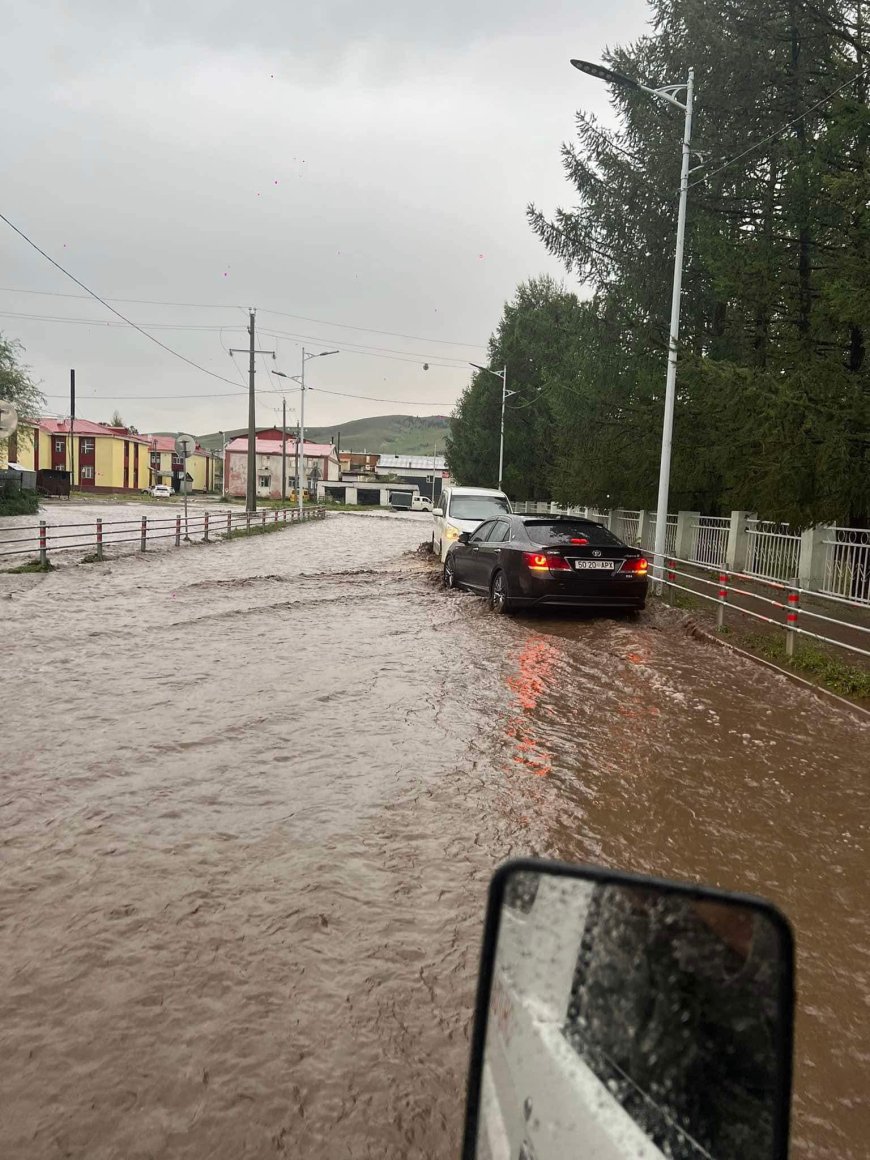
[246,311,256,512]
[281,397,288,505]
[69,369,76,488]
[228,310,275,513]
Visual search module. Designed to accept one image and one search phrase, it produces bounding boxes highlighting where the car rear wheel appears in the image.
[443,556,457,589]
[489,570,512,615]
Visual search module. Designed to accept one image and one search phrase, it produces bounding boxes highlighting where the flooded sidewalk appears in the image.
[0,513,866,1158]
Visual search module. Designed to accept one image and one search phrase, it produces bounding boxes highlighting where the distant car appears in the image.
[389,493,433,512]
[443,515,648,613]
[433,486,512,560]
[147,484,172,499]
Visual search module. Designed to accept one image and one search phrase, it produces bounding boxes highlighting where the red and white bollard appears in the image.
[786,588,800,657]
[717,572,729,630]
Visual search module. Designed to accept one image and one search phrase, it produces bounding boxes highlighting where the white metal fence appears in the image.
[691,516,730,568]
[822,528,870,604]
[746,521,801,583]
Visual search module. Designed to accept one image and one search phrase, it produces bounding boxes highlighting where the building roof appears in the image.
[376,453,447,471]
[226,436,337,456]
[36,417,151,444]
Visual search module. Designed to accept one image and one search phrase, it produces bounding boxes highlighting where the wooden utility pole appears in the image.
[228,311,275,512]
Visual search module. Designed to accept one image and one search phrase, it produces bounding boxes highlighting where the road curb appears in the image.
[676,611,870,721]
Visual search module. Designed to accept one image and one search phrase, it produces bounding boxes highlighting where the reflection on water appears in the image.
[0,518,867,1158]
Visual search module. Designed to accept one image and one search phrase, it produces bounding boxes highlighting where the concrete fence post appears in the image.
[635,510,649,550]
[96,518,103,560]
[39,520,48,566]
[798,524,832,592]
[140,516,147,552]
[203,511,210,542]
[226,511,232,537]
[675,511,699,562]
[174,515,181,547]
[725,511,755,573]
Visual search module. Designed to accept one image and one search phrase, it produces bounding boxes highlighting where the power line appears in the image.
[0,309,241,332]
[0,284,486,349]
[312,386,455,407]
[689,61,870,189]
[0,212,246,389]
[258,327,469,368]
[0,309,473,366]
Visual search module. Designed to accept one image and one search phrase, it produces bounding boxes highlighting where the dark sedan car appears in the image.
[442,515,648,613]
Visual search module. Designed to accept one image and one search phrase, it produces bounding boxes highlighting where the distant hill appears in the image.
[198,414,450,455]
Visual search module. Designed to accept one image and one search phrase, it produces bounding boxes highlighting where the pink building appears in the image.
[224,434,340,500]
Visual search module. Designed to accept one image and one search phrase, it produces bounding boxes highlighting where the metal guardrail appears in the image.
[650,552,870,661]
[0,505,327,566]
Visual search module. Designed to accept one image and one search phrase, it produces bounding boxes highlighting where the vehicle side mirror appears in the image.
[463,859,794,1160]
[458,531,471,544]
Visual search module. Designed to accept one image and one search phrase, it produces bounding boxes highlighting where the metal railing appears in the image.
[822,527,870,606]
[648,552,870,662]
[0,505,326,566]
[746,520,800,583]
[644,513,678,555]
[691,515,730,568]
[614,510,640,545]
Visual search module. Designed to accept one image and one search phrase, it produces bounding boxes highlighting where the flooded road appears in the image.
[0,512,867,1159]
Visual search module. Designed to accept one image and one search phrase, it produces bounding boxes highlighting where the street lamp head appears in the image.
[570,59,640,91]
[273,370,288,378]
[318,350,339,358]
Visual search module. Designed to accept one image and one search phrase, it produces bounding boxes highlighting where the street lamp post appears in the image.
[278,350,339,518]
[571,58,694,590]
[470,362,513,491]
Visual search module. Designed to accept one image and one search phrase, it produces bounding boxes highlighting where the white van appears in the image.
[432,486,512,561]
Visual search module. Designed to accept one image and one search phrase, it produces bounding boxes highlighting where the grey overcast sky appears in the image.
[2,0,648,435]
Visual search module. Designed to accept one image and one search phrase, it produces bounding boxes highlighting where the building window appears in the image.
[151,453,161,468]
[80,466,95,479]
[55,439,65,453]
[258,475,271,488]
[80,439,95,454]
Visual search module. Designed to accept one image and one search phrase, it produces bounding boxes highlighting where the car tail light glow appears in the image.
[621,557,648,574]
[570,537,589,545]
[523,552,570,573]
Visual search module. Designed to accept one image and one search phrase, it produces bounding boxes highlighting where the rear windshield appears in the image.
[524,521,624,547]
[448,495,511,520]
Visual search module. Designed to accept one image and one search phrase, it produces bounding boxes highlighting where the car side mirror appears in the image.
[463,859,795,1160]
[458,531,471,544]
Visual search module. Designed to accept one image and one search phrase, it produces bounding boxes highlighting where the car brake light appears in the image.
[570,537,589,545]
[621,557,648,574]
[523,552,570,572]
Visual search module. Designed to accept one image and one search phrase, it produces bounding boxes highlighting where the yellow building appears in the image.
[15,419,152,492]
[147,436,218,492]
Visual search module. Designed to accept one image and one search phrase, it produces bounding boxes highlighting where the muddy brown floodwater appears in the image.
[0,512,867,1159]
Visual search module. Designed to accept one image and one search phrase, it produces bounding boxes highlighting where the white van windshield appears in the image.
[448,495,510,520]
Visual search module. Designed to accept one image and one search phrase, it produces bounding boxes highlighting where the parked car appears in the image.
[443,515,648,613]
[146,484,172,499]
[432,486,512,561]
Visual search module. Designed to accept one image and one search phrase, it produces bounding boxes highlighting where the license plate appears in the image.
[573,560,615,570]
